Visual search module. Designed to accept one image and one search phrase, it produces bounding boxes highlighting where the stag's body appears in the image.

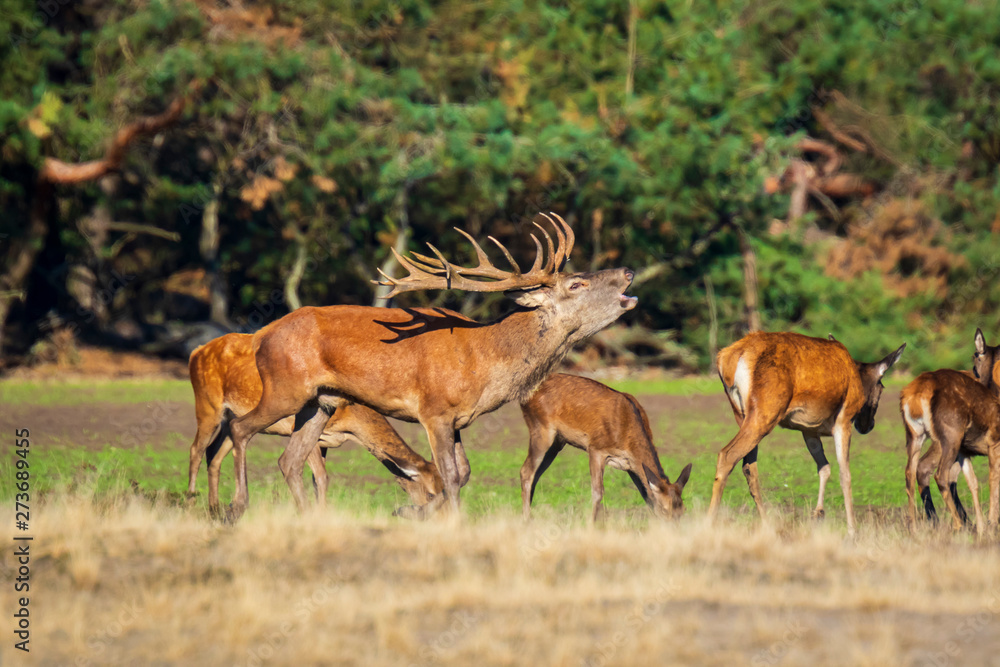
[900,369,1000,534]
[226,214,636,520]
[188,333,443,516]
[709,331,904,534]
[519,373,692,523]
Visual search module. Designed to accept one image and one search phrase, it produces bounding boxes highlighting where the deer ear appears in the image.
[380,455,420,481]
[506,286,550,309]
[975,328,986,355]
[643,463,663,491]
[877,344,906,378]
[675,463,693,490]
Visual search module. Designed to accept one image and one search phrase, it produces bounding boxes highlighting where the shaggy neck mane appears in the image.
[483,306,579,405]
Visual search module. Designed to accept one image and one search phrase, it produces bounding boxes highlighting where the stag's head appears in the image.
[374,213,636,342]
[853,343,906,434]
[973,328,1000,391]
[643,462,693,519]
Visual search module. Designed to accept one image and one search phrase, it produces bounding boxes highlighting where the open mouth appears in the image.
[619,293,638,309]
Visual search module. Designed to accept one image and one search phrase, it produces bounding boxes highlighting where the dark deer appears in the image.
[904,328,1000,530]
[900,367,1000,535]
[709,331,905,534]
[188,333,445,517]
[226,213,636,520]
[520,373,692,523]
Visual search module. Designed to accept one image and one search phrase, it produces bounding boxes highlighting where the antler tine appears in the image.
[532,221,556,273]
[424,243,455,283]
[371,217,570,298]
[547,212,574,270]
[538,213,567,270]
[409,250,447,271]
[488,236,522,275]
[448,228,511,279]
[525,233,545,274]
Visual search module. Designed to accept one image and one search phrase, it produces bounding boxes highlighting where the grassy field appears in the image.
[2,376,1000,665]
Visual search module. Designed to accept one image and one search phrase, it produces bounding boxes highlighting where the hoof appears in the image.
[811,508,825,520]
[224,503,246,524]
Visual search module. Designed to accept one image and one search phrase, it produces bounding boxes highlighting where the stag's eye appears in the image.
[569,281,584,291]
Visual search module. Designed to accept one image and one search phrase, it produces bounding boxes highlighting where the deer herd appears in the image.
[184,213,1000,537]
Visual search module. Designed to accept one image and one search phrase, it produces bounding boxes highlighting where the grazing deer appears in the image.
[906,328,1000,527]
[709,332,905,534]
[519,373,693,523]
[226,213,637,521]
[900,367,1000,535]
[188,333,445,517]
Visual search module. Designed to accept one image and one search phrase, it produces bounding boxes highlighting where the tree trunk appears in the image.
[705,274,718,374]
[0,184,50,361]
[199,180,230,325]
[284,229,307,311]
[738,228,762,333]
[372,186,411,306]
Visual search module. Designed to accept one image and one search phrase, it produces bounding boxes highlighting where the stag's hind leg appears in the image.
[277,403,332,512]
[904,420,929,530]
[188,414,223,501]
[227,382,313,522]
[741,445,766,522]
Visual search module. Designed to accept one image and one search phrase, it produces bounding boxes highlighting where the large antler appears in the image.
[374,212,575,299]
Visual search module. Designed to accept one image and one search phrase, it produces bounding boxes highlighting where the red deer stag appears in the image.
[900,366,1000,535]
[905,329,999,524]
[226,213,637,521]
[188,333,445,518]
[709,332,905,534]
[520,373,692,523]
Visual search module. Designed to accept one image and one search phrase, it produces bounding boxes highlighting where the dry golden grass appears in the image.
[6,493,1000,666]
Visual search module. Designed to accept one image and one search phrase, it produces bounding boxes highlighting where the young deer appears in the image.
[519,374,692,523]
[905,329,1000,524]
[900,365,1000,535]
[188,334,445,517]
[710,332,905,535]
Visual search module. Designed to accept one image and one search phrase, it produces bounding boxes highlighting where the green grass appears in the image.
[2,376,989,527]
[0,378,193,406]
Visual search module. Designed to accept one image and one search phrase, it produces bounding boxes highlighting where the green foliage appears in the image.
[3,0,1000,367]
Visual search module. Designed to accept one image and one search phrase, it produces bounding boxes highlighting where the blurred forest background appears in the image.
[2,0,999,375]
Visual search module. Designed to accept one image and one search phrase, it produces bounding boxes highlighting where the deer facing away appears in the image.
[520,373,692,523]
[188,333,445,517]
[899,329,1000,534]
[710,331,905,534]
[225,214,637,521]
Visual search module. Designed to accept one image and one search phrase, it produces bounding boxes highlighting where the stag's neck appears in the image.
[483,307,579,405]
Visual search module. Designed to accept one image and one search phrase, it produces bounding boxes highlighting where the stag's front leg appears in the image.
[277,404,331,513]
[425,421,462,515]
[831,417,856,536]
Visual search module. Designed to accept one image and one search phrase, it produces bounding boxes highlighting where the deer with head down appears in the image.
[188,333,445,518]
[520,373,692,523]
[225,213,637,521]
[900,328,1000,534]
[709,331,905,535]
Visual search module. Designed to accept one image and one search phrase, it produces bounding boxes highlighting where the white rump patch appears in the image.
[731,356,751,416]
